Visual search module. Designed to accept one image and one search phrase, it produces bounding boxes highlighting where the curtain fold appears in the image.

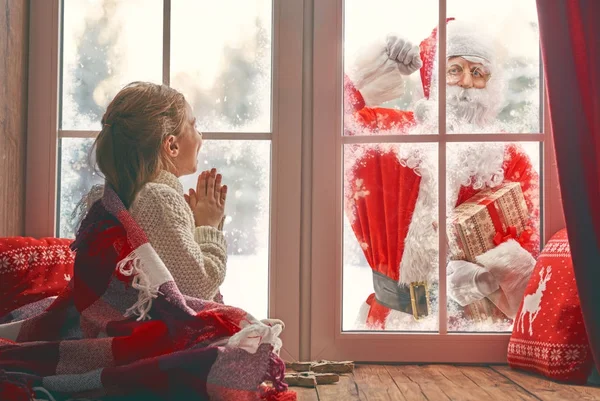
[537,0,600,371]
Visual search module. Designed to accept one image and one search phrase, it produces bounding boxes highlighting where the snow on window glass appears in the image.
[59,1,273,319]
[342,0,541,332]
[59,139,270,320]
[446,142,540,332]
[171,0,273,132]
[61,0,163,130]
[61,0,273,133]
[343,143,439,331]
[59,139,103,238]
[446,0,540,134]
[180,140,271,319]
[344,0,540,136]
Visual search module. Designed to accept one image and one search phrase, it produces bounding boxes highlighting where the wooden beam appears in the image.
[0,0,29,236]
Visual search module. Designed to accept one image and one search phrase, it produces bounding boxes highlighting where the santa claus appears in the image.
[344,19,540,330]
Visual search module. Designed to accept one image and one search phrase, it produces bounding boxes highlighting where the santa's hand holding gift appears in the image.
[344,19,540,329]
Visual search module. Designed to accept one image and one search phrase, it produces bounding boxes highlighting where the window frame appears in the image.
[25,0,304,361]
[25,0,565,364]
[309,0,564,362]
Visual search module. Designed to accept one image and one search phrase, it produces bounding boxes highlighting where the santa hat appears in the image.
[447,21,496,66]
[419,18,499,99]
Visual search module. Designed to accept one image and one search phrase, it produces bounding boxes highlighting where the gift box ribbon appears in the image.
[477,198,531,247]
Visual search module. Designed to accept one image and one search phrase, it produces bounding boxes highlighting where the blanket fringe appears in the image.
[116,250,160,321]
[260,385,297,401]
[263,352,288,392]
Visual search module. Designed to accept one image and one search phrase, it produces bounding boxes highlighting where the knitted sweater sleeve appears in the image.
[130,184,228,300]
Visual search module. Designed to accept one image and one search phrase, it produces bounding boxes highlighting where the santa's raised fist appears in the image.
[385,35,423,75]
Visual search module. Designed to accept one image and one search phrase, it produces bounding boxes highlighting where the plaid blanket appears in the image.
[0,186,295,401]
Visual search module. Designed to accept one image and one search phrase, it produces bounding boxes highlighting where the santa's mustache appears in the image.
[446,86,495,125]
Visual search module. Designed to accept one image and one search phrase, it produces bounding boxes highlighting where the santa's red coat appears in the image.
[344,71,540,329]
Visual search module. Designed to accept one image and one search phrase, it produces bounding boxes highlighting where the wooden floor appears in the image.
[294,364,600,401]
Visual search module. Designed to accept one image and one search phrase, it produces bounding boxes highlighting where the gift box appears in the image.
[449,182,532,323]
[462,296,509,323]
[449,182,531,263]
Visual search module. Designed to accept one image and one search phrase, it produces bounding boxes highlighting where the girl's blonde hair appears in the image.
[94,82,188,208]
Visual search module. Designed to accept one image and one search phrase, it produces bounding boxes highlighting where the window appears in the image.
[26,0,303,360]
[58,0,273,320]
[27,0,563,363]
[311,0,562,362]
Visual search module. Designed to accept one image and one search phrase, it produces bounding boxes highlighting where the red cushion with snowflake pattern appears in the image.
[507,229,593,383]
[0,237,75,318]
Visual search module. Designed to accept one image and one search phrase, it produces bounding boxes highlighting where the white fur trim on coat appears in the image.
[346,37,407,106]
[397,146,438,285]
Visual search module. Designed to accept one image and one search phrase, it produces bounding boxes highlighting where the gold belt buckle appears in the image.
[409,281,430,320]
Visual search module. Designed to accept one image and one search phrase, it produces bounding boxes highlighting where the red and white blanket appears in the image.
[0,185,295,401]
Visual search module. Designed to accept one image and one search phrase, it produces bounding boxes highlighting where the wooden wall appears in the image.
[0,0,29,236]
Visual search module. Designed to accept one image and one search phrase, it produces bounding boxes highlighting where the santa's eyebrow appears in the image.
[471,65,490,73]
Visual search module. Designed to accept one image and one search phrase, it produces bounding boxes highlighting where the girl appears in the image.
[93,81,228,302]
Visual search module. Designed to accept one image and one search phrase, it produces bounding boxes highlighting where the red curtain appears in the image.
[537,0,600,371]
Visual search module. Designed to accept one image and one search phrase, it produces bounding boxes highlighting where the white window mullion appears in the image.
[268,0,304,361]
[58,130,272,141]
[437,0,448,336]
[162,0,171,86]
[341,133,545,144]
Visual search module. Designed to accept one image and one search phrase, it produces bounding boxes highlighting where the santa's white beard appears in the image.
[413,73,506,132]
[446,85,499,126]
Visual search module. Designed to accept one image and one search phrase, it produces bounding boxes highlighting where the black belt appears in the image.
[372,271,430,320]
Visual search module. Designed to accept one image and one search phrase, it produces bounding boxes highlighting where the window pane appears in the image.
[344,0,438,135]
[179,140,271,320]
[58,138,103,238]
[171,0,273,133]
[446,1,540,133]
[343,143,439,331]
[61,0,163,130]
[58,138,271,320]
[446,142,541,332]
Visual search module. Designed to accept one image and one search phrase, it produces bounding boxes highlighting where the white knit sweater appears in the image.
[127,170,228,301]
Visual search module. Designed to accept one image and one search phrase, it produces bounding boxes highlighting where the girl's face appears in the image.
[164,102,203,177]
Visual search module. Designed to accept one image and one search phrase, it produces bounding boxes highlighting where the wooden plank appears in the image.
[316,373,360,401]
[294,386,319,401]
[457,365,541,401]
[421,365,487,401]
[0,0,28,236]
[352,365,408,401]
[386,365,451,401]
[492,365,600,401]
